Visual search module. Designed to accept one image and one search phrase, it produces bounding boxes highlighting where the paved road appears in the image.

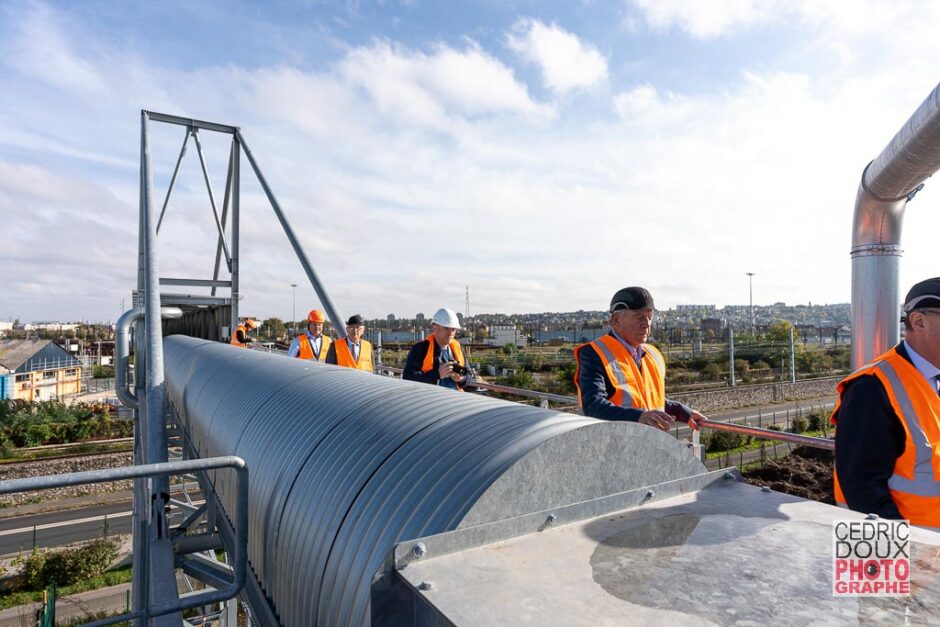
[0,495,203,556]
[0,499,132,555]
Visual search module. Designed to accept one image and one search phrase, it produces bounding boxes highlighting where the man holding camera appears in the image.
[403,308,468,390]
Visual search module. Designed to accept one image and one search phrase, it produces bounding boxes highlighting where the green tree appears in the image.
[702,362,722,380]
[768,320,795,343]
[261,318,287,340]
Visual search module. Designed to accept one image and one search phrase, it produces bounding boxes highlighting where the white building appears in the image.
[484,325,527,348]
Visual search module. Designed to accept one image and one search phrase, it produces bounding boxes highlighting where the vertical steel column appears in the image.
[140,110,180,626]
[211,140,236,298]
[235,130,345,333]
[231,134,241,334]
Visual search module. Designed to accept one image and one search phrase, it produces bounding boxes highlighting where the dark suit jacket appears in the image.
[833,343,909,519]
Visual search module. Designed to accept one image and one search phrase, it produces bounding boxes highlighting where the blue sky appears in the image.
[2,0,940,323]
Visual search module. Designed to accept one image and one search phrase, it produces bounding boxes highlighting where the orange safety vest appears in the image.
[335,339,374,372]
[830,347,940,527]
[574,335,666,411]
[230,324,249,348]
[297,334,331,362]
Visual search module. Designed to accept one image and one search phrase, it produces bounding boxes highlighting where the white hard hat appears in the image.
[431,308,461,329]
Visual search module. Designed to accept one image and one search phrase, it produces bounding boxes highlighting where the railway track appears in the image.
[0,438,134,467]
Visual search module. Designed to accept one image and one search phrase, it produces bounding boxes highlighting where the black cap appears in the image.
[609,286,654,312]
[903,278,940,312]
[346,314,364,326]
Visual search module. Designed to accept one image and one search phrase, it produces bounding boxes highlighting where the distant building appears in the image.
[485,325,527,348]
[0,339,85,401]
[34,322,80,333]
[0,321,12,337]
[676,305,716,311]
[415,313,425,325]
[387,314,396,323]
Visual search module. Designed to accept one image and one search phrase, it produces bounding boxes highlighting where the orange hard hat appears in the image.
[244,318,257,329]
[307,309,326,323]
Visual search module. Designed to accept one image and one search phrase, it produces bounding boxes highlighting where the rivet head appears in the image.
[761,485,771,493]
[419,580,433,591]
[724,472,735,481]
[646,489,655,499]
[866,513,879,520]
[546,514,557,525]
[412,543,427,558]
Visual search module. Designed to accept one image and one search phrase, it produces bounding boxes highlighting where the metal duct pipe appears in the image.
[115,307,183,409]
[162,336,707,626]
[851,82,940,368]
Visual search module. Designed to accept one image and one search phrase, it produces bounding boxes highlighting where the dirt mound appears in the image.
[742,445,835,504]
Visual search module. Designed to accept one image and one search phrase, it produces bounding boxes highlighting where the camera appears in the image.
[449,362,468,376]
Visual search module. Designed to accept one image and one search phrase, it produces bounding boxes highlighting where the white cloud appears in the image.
[507,19,608,94]
[626,0,783,38]
[339,39,550,129]
[626,0,940,42]
[2,2,108,93]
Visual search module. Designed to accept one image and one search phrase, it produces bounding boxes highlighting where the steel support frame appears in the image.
[145,109,344,338]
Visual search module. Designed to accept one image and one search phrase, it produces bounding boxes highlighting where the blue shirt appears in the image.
[287,331,323,358]
[346,338,361,362]
[438,345,458,389]
[610,329,644,368]
[903,340,940,392]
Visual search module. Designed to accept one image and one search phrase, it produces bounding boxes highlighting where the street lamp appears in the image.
[746,272,755,335]
[290,283,297,335]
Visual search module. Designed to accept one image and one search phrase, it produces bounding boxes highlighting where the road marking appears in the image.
[0,511,133,537]
[0,500,206,537]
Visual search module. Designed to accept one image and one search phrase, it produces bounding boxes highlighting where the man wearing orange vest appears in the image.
[287,309,332,361]
[831,278,940,528]
[326,314,374,372]
[230,318,257,348]
[574,287,704,431]
[402,308,468,390]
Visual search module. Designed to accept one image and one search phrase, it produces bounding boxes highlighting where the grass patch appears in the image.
[0,565,132,610]
[705,428,830,459]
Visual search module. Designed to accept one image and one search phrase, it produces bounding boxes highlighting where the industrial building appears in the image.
[0,339,85,401]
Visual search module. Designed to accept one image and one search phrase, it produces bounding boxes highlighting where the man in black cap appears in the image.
[574,286,704,431]
[326,314,374,372]
[831,277,940,527]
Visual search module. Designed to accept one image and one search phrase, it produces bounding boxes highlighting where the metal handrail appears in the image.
[375,365,835,450]
[697,417,834,450]
[0,456,249,625]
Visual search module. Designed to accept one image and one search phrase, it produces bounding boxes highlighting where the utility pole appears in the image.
[291,283,297,336]
[746,272,755,335]
[465,285,470,342]
[728,325,736,387]
[789,324,796,383]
